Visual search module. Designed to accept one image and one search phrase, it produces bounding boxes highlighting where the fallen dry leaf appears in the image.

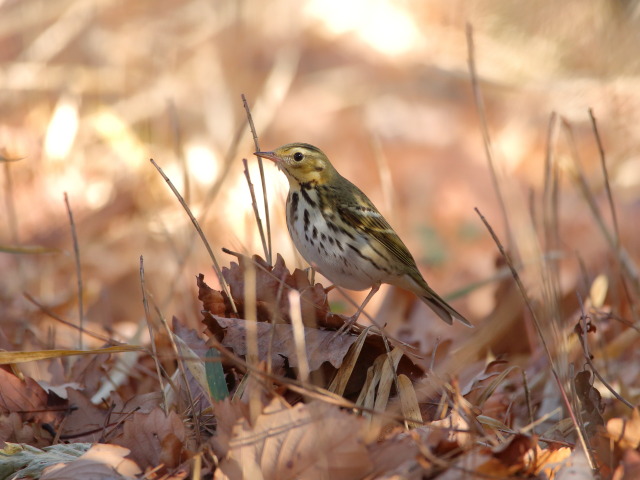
[0,368,65,425]
[198,274,237,320]
[41,444,142,479]
[535,446,575,479]
[114,408,186,469]
[209,315,358,371]
[0,412,48,447]
[612,449,640,480]
[606,408,640,450]
[2,3,640,478]
[574,370,604,437]
[57,388,113,443]
[222,254,331,326]
[215,397,372,480]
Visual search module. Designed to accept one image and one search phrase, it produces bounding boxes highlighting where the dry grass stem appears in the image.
[562,119,640,299]
[242,157,270,264]
[153,303,203,444]
[475,207,595,469]
[288,290,310,383]
[63,192,84,349]
[23,292,117,345]
[150,158,237,314]
[577,304,633,409]
[466,24,512,247]
[139,255,168,414]
[242,94,272,265]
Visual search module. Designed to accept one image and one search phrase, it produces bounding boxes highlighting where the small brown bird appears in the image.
[255,143,471,327]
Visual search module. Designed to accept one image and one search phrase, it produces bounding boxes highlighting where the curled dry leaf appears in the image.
[198,274,237,321]
[574,370,604,437]
[198,255,344,328]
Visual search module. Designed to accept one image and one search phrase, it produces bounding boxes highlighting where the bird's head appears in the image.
[254,143,336,186]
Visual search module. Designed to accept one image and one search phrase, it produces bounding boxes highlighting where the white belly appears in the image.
[287,202,386,291]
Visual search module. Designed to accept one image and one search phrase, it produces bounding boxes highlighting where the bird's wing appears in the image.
[336,189,418,270]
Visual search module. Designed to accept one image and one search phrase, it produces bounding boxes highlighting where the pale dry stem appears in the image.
[150,157,238,314]
[64,192,84,350]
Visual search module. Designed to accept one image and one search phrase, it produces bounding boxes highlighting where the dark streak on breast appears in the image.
[289,192,299,223]
[303,209,310,233]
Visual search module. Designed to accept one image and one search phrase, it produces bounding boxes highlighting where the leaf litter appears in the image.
[2,224,640,479]
[1,3,640,477]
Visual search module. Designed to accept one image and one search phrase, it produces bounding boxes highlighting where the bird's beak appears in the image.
[254,151,281,163]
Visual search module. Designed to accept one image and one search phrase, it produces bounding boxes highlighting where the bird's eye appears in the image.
[293,152,304,162]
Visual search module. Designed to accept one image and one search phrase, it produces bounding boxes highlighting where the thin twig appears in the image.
[150,158,237,314]
[23,292,117,345]
[63,192,84,349]
[0,154,24,163]
[242,158,270,263]
[474,207,595,469]
[157,120,247,316]
[542,112,561,253]
[589,109,620,251]
[522,370,535,435]
[155,121,246,316]
[577,298,633,409]
[139,256,167,414]
[587,109,639,313]
[466,24,512,247]
[561,119,640,300]
[242,94,272,265]
[151,304,203,444]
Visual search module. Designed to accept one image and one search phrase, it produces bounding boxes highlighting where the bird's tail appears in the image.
[403,271,473,327]
[419,288,473,327]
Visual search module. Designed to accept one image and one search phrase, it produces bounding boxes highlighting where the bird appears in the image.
[254,142,471,327]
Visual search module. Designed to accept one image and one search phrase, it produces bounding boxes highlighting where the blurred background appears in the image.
[1,0,639,349]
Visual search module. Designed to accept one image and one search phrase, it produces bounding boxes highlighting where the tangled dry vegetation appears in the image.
[1,1,640,479]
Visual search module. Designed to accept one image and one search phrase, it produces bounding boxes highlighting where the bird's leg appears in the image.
[337,282,381,334]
